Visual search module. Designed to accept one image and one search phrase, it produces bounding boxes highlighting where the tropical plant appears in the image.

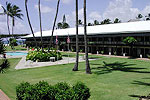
[136,14,143,19]
[88,23,93,26]
[49,0,60,49]
[84,0,91,74]
[145,13,150,21]
[94,20,99,25]
[78,19,83,26]
[123,37,137,57]
[1,2,12,37]
[38,0,43,51]
[16,81,90,100]
[25,0,38,49]
[57,15,70,29]
[9,38,17,50]
[10,4,23,37]
[72,0,79,71]
[114,18,121,23]
[0,59,10,73]
[26,49,62,62]
[0,40,5,54]
[101,19,111,25]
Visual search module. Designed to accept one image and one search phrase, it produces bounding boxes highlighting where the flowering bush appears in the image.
[26,50,62,62]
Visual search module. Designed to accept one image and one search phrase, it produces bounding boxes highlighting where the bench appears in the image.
[50,57,55,62]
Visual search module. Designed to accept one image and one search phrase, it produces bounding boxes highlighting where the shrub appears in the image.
[0,59,10,73]
[16,81,90,100]
[72,82,90,100]
[26,50,62,62]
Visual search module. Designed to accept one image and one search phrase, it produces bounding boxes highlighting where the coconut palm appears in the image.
[114,18,121,23]
[94,20,99,25]
[83,0,91,74]
[72,0,79,71]
[10,4,23,37]
[25,0,37,49]
[38,0,43,51]
[49,0,60,49]
[1,2,12,36]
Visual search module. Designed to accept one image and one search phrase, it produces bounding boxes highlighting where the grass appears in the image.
[6,45,27,51]
[0,55,150,100]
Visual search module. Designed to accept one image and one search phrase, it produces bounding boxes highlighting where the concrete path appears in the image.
[15,56,96,70]
[0,89,10,100]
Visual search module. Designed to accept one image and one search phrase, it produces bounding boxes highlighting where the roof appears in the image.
[23,20,150,38]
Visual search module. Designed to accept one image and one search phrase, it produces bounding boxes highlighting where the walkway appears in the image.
[15,56,97,70]
[0,89,10,100]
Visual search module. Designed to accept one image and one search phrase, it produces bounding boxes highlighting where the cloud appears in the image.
[102,0,150,22]
[89,11,102,22]
[62,0,72,4]
[34,4,53,14]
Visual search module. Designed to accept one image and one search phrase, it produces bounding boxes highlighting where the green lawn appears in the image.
[0,56,150,100]
[6,45,27,51]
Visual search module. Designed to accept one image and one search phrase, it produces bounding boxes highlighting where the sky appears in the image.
[0,0,150,34]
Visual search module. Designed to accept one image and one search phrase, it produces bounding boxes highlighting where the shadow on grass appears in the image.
[91,61,149,75]
[132,81,150,86]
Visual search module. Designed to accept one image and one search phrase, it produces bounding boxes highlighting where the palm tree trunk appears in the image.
[49,0,60,50]
[6,15,11,43]
[25,0,38,49]
[7,15,11,36]
[38,0,43,51]
[12,17,14,38]
[72,0,79,71]
[84,0,91,74]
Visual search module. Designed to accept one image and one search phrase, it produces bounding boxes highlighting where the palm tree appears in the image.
[72,0,79,71]
[10,5,23,37]
[49,0,60,49]
[94,20,99,25]
[83,0,91,74]
[1,2,12,37]
[136,14,143,20]
[78,19,83,26]
[57,22,62,29]
[145,13,150,20]
[38,0,43,51]
[114,18,121,23]
[25,0,38,49]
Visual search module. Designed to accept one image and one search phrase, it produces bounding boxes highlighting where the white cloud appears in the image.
[34,4,53,14]
[102,0,140,22]
[102,0,150,22]
[89,11,102,22]
[62,0,72,4]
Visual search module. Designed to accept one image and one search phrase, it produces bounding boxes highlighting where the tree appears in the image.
[25,0,38,49]
[101,19,111,25]
[9,38,17,50]
[94,20,99,25]
[114,18,121,23]
[0,40,5,54]
[78,19,83,26]
[10,4,23,37]
[145,13,150,20]
[1,2,12,37]
[38,0,43,51]
[57,22,62,29]
[136,14,143,19]
[84,0,91,74]
[49,0,60,49]
[123,37,137,57]
[88,23,93,26]
[72,0,79,71]
[57,15,70,29]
